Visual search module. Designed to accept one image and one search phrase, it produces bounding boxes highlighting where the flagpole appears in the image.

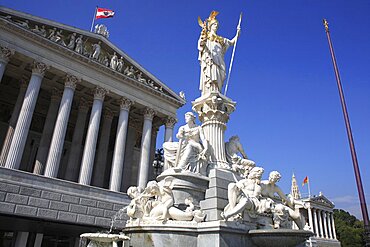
[224,12,242,96]
[90,6,98,32]
[307,178,311,198]
[323,19,370,244]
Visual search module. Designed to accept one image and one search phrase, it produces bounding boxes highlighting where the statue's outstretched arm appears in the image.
[237,141,248,159]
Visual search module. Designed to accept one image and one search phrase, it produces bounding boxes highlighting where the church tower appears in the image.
[291,173,301,199]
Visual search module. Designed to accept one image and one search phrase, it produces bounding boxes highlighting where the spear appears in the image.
[224,12,242,96]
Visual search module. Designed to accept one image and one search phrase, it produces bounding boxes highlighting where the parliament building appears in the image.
[0,6,184,247]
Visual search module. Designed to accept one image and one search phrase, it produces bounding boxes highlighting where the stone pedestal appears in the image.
[192,92,236,169]
[200,168,241,221]
[124,221,256,247]
[157,171,209,210]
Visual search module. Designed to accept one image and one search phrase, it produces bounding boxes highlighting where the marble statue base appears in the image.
[157,170,209,210]
[124,221,255,247]
[123,221,311,247]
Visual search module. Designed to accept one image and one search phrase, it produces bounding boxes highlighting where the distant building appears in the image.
[291,175,341,247]
[0,6,184,247]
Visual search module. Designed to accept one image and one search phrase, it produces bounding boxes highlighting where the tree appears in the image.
[333,209,365,247]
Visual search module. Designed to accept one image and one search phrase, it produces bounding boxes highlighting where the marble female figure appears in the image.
[198,11,240,95]
[110,52,118,70]
[74,35,83,54]
[163,112,208,173]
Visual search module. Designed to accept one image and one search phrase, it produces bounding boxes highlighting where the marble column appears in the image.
[44,75,78,178]
[331,213,337,239]
[323,211,329,238]
[164,117,176,142]
[308,207,313,232]
[15,232,29,247]
[0,46,13,82]
[327,212,333,239]
[192,93,236,168]
[4,61,48,170]
[78,87,107,185]
[0,77,28,166]
[109,97,133,192]
[318,210,324,238]
[313,208,319,237]
[92,108,114,187]
[34,233,43,247]
[33,88,61,174]
[137,107,156,189]
[64,98,89,182]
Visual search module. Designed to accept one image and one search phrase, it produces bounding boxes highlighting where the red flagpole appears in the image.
[323,19,370,244]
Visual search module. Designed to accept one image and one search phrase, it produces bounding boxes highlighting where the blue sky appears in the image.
[2,0,369,220]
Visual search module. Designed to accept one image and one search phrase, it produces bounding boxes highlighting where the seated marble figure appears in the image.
[163,112,209,174]
[225,135,255,177]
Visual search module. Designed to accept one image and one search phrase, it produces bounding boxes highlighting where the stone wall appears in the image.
[0,167,129,229]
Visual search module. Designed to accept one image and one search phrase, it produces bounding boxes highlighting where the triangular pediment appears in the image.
[310,194,335,208]
[0,6,185,106]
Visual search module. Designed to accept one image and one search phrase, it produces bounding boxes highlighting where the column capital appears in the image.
[93,86,108,101]
[64,74,80,90]
[32,61,49,76]
[143,107,156,121]
[119,97,133,111]
[103,108,115,120]
[165,116,177,128]
[78,98,90,112]
[0,46,14,63]
[51,88,62,101]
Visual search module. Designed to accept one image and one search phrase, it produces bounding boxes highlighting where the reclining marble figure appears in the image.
[163,112,209,173]
[223,168,304,229]
[260,171,304,229]
[126,176,205,223]
[222,167,265,220]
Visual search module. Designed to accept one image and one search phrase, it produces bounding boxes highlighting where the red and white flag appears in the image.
[96,8,115,19]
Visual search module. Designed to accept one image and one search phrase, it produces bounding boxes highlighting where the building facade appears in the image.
[0,6,184,247]
[291,175,341,247]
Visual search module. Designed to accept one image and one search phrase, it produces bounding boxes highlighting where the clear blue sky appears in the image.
[2,0,369,219]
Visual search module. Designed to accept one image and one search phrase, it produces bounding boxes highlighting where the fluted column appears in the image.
[0,47,13,82]
[331,213,337,239]
[33,88,62,174]
[44,75,78,177]
[192,94,236,169]
[137,107,156,189]
[308,206,313,232]
[327,212,333,239]
[92,108,114,187]
[313,208,319,237]
[323,211,329,238]
[5,61,48,170]
[318,210,324,238]
[78,87,107,185]
[109,97,133,191]
[164,117,176,142]
[0,78,28,166]
[64,98,89,181]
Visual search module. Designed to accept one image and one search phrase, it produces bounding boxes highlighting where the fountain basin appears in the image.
[249,229,313,247]
[80,233,129,246]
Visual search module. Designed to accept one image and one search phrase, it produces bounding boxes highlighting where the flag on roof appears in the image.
[302,176,309,186]
[96,8,115,19]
